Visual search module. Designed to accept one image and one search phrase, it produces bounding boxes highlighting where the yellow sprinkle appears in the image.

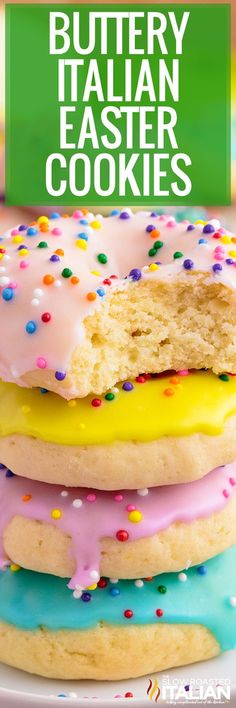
[51,508,62,520]
[68,400,77,408]
[38,216,49,225]
[220,236,231,244]
[18,248,29,256]
[90,220,101,230]
[87,583,97,591]
[0,254,3,261]
[91,270,101,277]
[195,219,205,225]
[12,235,23,244]
[21,405,31,414]
[149,263,159,272]
[10,564,21,572]
[229,251,236,258]
[76,239,87,250]
[128,510,143,523]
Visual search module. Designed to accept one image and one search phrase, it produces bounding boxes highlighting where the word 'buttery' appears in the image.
[49,11,190,56]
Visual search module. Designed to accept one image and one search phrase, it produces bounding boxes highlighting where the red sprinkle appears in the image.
[213,232,221,239]
[41,312,51,323]
[97,578,107,589]
[156,608,164,617]
[125,693,134,698]
[103,278,112,286]
[91,398,102,408]
[116,529,129,542]
[124,609,133,619]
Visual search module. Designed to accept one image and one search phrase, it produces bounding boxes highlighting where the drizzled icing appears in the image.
[1,371,236,445]
[0,462,235,589]
[0,546,235,653]
[0,211,236,396]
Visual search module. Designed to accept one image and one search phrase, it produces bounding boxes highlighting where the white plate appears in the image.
[0,651,235,707]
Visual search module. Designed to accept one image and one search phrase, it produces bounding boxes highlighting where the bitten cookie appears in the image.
[1,463,235,588]
[1,370,236,488]
[0,547,235,679]
[1,211,236,398]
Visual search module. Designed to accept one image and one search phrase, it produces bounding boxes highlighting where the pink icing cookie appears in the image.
[0,462,235,589]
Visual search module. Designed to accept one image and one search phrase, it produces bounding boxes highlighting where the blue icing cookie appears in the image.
[0,547,235,652]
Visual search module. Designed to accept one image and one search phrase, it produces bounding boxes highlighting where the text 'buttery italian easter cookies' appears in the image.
[2,211,236,398]
[0,462,236,586]
[1,371,236,487]
[0,547,235,679]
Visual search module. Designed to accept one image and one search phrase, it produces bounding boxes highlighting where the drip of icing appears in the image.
[0,463,235,588]
[0,211,236,392]
[0,547,235,653]
[1,371,236,445]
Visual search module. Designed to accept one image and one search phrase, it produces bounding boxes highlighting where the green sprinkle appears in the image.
[219,374,229,382]
[61,268,73,278]
[153,240,164,250]
[97,253,108,265]
[173,251,183,259]
[158,585,167,594]
[37,241,48,249]
[105,392,115,401]
[148,247,157,257]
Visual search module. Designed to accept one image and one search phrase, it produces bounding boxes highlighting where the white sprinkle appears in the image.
[142,265,149,272]
[90,569,99,580]
[178,572,187,582]
[54,279,62,288]
[31,298,39,306]
[11,366,19,378]
[137,488,149,496]
[0,276,10,286]
[230,596,236,607]
[3,254,10,262]
[72,498,83,508]
[110,578,118,584]
[69,694,78,699]
[208,219,221,229]
[75,583,84,591]
[134,579,144,588]
[111,386,119,394]
[123,207,132,216]
[0,267,6,274]
[61,491,69,497]
[33,288,43,298]
[73,589,82,599]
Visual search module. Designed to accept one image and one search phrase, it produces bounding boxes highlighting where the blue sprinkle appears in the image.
[97,288,106,297]
[27,227,38,236]
[78,232,88,241]
[197,565,207,575]
[111,209,120,216]
[109,587,120,597]
[79,219,88,226]
[40,388,49,394]
[2,287,14,302]
[198,238,207,244]
[25,320,37,334]
[6,469,14,478]
[50,212,60,220]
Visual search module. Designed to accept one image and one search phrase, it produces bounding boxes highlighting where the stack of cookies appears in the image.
[0,209,235,680]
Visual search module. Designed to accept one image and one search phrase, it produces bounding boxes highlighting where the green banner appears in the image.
[6,3,230,205]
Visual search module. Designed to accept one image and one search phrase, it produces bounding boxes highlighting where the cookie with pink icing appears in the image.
[1,462,236,590]
[1,211,236,398]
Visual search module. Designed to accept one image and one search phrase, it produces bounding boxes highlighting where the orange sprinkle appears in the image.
[82,208,88,215]
[40,224,49,233]
[71,276,80,285]
[232,237,236,244]
[29,221,37,226]
[55,248,64,256]
[87,292,97,301]
[150,229,160,239]
[163,388,175,397]
[62,214,69,218]
[144,577,153,582]
[22,494,32,502]
[43,274,54,285]
[169,376,179,385]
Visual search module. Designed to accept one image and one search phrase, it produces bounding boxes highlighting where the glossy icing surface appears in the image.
[0,546,235,653]
[0,462,235,588]
[0,211,235,394]
[1,371,236,445]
